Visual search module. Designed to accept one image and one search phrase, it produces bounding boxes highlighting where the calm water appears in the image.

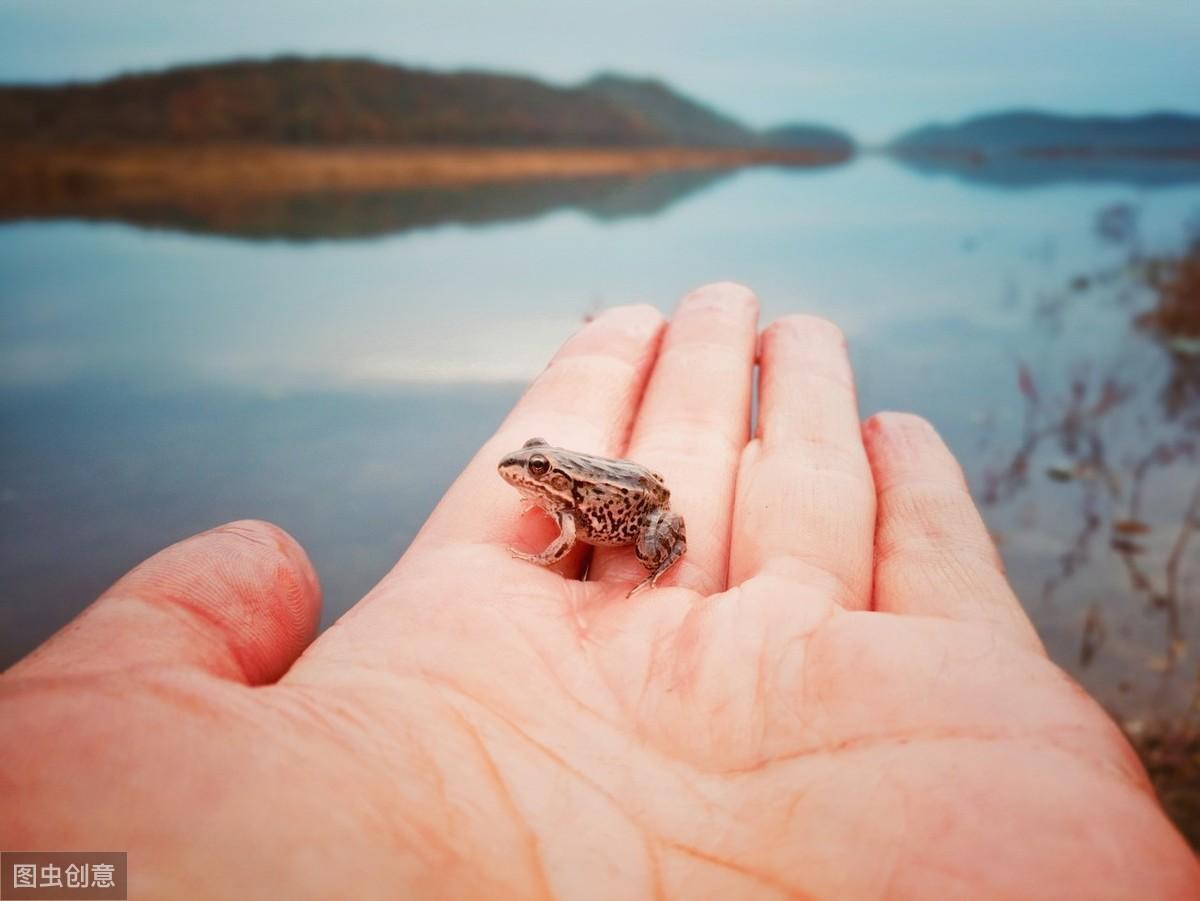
[2,156,1198,725]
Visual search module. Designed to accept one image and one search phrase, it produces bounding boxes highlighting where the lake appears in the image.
[2,154,1198,733]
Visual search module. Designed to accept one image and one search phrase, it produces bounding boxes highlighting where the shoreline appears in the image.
[0,144,849,206]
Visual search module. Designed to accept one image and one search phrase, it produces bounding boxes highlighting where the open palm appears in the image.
[3,284,1196,898]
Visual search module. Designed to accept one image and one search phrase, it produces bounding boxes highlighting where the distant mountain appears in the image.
[582,73,755,148]
[0,56,848,153]
[889,110,1200,157]
[764,123,855,156]
[886,110,1200,189]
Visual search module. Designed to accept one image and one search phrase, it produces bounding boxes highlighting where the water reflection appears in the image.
[9,151,1200,243]
[2,168,733,241]
[888,152,1200,190]
[1,162,1199,836]
[977,207,1199,714]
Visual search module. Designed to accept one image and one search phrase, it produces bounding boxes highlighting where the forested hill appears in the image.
[0,56,851,151]
[889,110,1200,156]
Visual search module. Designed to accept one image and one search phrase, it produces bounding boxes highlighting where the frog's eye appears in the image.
[527,454,550,476]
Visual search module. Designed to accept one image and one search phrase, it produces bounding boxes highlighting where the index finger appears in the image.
[394,305,665,574]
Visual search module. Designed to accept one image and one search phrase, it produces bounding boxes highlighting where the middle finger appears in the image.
[728,315,875,608]
[589,282,759,596]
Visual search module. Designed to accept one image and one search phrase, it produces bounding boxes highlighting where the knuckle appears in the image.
[864,410,936,438]
[683,281,758,311]
[767,314,846,349]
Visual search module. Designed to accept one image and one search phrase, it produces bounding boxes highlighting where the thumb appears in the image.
[5,520,321,685]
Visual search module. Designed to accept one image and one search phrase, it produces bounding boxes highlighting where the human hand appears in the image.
[3,284,1196,898]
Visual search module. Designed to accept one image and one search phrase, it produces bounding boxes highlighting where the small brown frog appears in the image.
[498,438,686,594]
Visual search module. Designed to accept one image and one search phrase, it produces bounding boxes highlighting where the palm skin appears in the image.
[2,285,1196,899]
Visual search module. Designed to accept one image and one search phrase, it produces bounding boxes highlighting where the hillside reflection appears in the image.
[888,153,1200,190]
[1,168,733,241]
[10,152,1200,241]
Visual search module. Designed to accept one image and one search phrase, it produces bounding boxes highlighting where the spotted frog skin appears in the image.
[498,438,686,594]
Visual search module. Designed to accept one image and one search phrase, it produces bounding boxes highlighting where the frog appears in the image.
[497,437,686,595]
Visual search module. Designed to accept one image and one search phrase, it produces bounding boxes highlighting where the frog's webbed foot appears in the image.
[630,509,687,596]
[509,511,577,568]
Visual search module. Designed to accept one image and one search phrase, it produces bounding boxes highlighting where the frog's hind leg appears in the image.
[630,509,686,596]
[510,511,577,567]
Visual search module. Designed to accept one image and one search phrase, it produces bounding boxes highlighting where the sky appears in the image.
[1,0,1198,142]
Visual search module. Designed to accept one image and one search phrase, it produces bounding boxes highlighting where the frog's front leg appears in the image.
[630,508,686,595]
[510,510,577,567]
